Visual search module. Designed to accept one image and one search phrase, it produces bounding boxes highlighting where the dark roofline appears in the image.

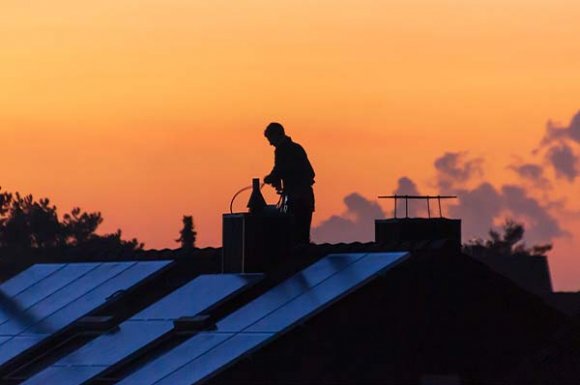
[0,239,458,284]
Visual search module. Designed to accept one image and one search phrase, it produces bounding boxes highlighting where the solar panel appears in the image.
[153,333,272,385]
[39,261,168,332]
[132,274,261,321]
[217,253,367,332]
[0,263,135,335]
[23,366,103,385]
[22,274,261,385]
[118,252,408,385]
[113,332,235,385]
[59,321,173,366]
[0,264,63,297]
[246,253,405,333]
[0,261,169,367]
[0,335,46,363]
[0,264,98,326]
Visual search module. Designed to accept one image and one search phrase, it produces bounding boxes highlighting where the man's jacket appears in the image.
[265,136,315,197]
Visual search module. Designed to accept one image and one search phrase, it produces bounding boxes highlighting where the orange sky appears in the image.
[1,1,579,290]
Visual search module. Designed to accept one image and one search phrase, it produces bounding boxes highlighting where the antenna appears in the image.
[377,195,457,219]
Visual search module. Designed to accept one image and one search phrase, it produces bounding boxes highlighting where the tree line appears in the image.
[0,188,141,253]
[0,187,198,255]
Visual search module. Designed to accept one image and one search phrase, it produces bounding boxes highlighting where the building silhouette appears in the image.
[0,193,579,385]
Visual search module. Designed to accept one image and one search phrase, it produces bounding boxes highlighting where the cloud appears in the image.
[447,182,564,244]
[572,111,580,142]
[538,111,580,181]
[430,149,565,244]
[449,182,503,241]
[501,185,567,242]
[314,177,563,246]
[543,110,580,145]
[546,143,578,181]
[393,177,421,217]
[312,192,385,243]
[433,153,503,239]
[314,111,578,247]
[434,152,483,191]
[394,177,420,195]
[509,163,551,189]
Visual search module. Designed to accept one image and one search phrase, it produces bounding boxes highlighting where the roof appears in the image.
[0,242,578,385]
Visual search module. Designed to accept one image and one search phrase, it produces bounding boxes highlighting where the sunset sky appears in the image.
[1,1,579,290]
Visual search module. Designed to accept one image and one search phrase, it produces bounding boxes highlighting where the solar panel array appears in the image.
[2,252,409,385]
[118,252,408,385]
[23,274,262,385]
[0,261,170,367]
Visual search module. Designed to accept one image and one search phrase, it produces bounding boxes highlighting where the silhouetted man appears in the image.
[263,122,315,245]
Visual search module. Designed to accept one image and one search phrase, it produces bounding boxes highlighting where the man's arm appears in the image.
[264,148,282,190]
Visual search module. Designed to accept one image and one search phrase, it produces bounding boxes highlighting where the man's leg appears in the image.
[291,205,311,245]
[289,199,313,245]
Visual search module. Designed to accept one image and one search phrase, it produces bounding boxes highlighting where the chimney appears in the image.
[375,195,461,251]
[222,178,293,273]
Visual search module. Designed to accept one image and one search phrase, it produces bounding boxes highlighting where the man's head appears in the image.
[264,122,286,147]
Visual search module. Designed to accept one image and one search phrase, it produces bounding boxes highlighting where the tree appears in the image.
[1,193,61,248]
[176,215,196,251]
[464,219,552,257]
[62,207,103,246]
[0,187,142,253]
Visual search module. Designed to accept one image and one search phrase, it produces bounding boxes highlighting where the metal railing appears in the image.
[377,195,457,218]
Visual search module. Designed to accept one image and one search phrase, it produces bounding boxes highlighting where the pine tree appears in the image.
[177,215,196,251]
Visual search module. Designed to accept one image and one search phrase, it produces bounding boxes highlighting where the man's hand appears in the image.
[264,174,282,191]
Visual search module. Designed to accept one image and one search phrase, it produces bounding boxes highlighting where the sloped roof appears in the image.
[506,315,580,385]
[0,242,577,385]
[206,251,566,385]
